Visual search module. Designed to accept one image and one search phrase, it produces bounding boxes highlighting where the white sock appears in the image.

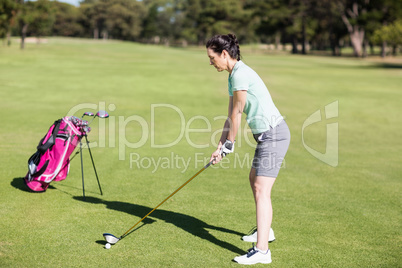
[255,246,269,254]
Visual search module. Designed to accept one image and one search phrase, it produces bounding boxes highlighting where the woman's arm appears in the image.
[217,96,233,149]
[211,91,247,163]
[227,90,247,142]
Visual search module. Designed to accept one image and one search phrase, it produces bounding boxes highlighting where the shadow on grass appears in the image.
[358,62,402,69]
[11,177,101,197]
[373,63,402,69]
[74,196,245,255]
[11,177,56,193]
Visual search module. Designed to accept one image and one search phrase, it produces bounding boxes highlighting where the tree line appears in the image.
[1,0,401,57]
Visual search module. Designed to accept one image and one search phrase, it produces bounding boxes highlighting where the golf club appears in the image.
[80,110,108,199]
[103,159,215,246]
[89,110,109,124]
[82,112,94,119]
[71,110,108,199]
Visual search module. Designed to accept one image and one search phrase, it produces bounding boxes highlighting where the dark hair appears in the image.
[206,33,241,61]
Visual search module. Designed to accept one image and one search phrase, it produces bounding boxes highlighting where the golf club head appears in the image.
[103,233,120,244]
[82,112,94,118]
[96,110,109,119]
[88,110,109,124]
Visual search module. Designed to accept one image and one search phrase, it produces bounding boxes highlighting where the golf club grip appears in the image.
[121,160,214,238]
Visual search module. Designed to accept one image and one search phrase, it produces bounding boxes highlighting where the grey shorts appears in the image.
[252,120,290,178]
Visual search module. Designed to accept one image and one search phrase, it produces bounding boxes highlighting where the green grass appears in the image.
[0,37,401,267]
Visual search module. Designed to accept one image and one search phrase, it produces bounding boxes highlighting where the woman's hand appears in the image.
[210,148,222,165]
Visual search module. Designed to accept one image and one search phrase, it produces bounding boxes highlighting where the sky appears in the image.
[57,0,80,6]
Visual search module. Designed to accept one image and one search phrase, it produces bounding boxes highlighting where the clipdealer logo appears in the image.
[65,101,257,159]
[65,100,338,171]
[302,101,339,167]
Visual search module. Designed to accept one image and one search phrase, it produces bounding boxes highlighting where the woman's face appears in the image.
[207,48,226,72]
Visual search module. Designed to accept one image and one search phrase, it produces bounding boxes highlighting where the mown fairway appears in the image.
[0,38,400,267]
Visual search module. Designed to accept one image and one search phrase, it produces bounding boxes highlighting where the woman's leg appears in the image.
[249,168,257,202]
[249,168,276,251]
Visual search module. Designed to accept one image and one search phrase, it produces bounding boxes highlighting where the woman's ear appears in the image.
[222,49,229,59]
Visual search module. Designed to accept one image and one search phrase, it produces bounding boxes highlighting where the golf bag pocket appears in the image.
[25,117,83,192]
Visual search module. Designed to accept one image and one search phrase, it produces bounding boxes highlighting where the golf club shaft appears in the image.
[88,115,97,125]
[80,140,85,200]
[121,160,214,239]
[84,135,103,195]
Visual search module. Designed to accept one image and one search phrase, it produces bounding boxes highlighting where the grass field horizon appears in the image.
[0,38,400,267]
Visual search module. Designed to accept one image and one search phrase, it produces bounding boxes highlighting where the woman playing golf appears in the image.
[206,34,290,265]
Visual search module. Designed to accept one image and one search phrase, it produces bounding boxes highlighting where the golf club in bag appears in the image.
[103,159,214,246]
[24,110,109,198]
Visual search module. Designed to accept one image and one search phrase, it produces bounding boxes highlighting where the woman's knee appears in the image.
[253,176,275,197]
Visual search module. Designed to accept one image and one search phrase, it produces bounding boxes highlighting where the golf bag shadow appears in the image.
[25,116,87,192]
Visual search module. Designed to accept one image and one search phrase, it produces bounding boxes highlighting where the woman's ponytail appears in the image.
[206,33,241,61]
[227,33,241,61]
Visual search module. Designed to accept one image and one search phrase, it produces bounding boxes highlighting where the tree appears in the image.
[306,0,348,56]
[28,0,55,38]
[250,0,288,47]
[141,0,188,44]
[180,0,202,43]
[0,0,18,45]
[371,19,402,56]
[16,0,55,49]
[79,1,99,38]
[250,0,319,54]
[104,0,146,40]
[51,1,84,37]
[79,0,146,40]
[287,0,315,54]
[336,0,371,57]
[141,3,159,41]
[182,0,251,45]
[371,0,402,57]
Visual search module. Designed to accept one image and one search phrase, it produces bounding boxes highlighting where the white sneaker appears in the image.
[234,245,272,265]
[242,228,275,243]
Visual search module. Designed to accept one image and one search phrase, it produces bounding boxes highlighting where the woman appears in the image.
[206,34,290,265]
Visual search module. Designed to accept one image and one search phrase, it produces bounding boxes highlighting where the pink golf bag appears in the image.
[25,116,90,192]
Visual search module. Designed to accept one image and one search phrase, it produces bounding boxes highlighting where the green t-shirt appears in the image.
[228,61,283,134]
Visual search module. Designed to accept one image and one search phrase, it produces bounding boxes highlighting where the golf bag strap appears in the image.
[27,151,49,177]
[37,119,62,153]
[32,160,49,177]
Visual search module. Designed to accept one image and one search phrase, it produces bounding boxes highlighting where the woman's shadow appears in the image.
[74,196,245,254]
